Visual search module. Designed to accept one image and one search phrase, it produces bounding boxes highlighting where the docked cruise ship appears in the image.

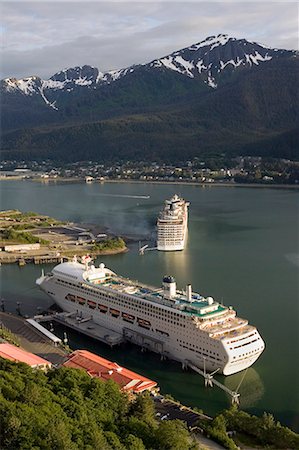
[157,195,189,251]
[36,258,265,375]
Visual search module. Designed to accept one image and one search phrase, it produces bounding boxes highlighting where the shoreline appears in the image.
[1,176,299,189]
[0,245,128,265]
[101,179,299,189]
[0,215,129,265]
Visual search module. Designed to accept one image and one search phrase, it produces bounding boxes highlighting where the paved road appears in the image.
[153,397,209,427]
[153,397,226,449]
[0,312,67,365]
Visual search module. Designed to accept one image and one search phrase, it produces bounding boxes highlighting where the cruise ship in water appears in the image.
[157,194,189,251]
[36,258,265,375]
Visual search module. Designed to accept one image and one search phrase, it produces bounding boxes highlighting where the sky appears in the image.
[1,1,298,79]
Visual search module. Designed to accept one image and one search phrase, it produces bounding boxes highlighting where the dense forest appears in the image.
[1,358,299,449]
[0,359,196,450]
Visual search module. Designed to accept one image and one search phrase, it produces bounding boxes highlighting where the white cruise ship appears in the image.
[36,259,265,375]
[157,194,189,251]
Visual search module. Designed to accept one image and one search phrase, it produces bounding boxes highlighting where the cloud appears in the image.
[1,1,298,79]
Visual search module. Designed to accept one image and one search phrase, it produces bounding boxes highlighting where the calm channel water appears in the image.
[0,180,298,431]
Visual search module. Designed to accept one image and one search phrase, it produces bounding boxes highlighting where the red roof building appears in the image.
[63,349,157,393]
[0,343,52,370]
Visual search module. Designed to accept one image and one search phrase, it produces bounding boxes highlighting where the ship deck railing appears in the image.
[210,324,253,340]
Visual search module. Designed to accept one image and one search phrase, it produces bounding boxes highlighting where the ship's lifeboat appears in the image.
[77,296,86,305]
[87,300,97,309]
[110,308,120,318]
[98,304,108,313]
[122,312,135,323]
[65,293,76,302]
[137,318,151,329]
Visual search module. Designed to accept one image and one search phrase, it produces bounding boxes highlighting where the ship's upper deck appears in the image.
[49,260,253,340]
[158,195,189,222]
[80,263,229,320]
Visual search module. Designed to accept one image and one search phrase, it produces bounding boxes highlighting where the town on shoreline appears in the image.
[1,156,299,188]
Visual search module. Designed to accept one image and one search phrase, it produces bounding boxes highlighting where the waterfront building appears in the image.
[63,349,157,393]
[0,343,52,370]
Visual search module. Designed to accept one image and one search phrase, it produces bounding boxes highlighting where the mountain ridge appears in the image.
[1,34,298,162]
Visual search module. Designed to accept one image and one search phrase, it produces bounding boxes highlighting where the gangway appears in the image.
[78,316,92,324]
[186,361,243,405]
[139,244,157,255]
[139,244,148,255]
[34,311,76,322]
[26,318,62,346]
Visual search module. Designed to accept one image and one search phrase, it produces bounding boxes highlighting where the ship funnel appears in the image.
[163,276,176,299]
[186,284,192,302]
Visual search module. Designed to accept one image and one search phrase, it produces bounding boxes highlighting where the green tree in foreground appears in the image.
[200,405,299,450]
[0,359,196,450]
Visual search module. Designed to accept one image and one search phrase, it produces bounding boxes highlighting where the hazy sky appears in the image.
[1,1,298,79]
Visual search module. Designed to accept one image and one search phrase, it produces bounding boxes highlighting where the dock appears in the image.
[0,255,65,265]
[33,256,64,264]
[34,312,124,346]
[139,244,157,255]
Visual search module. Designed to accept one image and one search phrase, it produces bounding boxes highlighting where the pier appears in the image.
[0,255,65,265]
[34,312,124,347]
[139,244,157,255]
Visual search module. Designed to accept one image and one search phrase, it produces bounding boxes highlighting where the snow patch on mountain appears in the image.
[196,60,207,73]
[220,58,244,69]
[189,34,231,51]
[38,87,58,110]
[4,76,40,95]
[103,68,130,82]
[159,56,186,74]
[2,34,296,111]
[207,73,217,88]
[74,77,93,86]
[42,79,65,90]
[174,56,195,77]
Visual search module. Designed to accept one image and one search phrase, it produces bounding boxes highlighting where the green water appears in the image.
[0,180,298,431]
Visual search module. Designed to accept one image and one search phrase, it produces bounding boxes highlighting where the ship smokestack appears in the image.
[163,276,176,299]
[186,284,192,302]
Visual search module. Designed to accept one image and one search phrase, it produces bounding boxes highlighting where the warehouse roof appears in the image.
[0,343,52,368]
[63,350,157,393]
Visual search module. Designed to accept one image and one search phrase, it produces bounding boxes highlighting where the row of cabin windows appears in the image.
[178,343,222,362]
[229,337,259,350]
[232,346,263,360]
[178,338,220,357]
[56,278,187,325]
[228,332,257,345]
[65,294,171,336]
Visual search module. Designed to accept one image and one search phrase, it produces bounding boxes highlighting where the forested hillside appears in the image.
[0,359,196,450]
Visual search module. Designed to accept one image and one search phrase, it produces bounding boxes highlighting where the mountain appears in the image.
[1,34,298,162]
